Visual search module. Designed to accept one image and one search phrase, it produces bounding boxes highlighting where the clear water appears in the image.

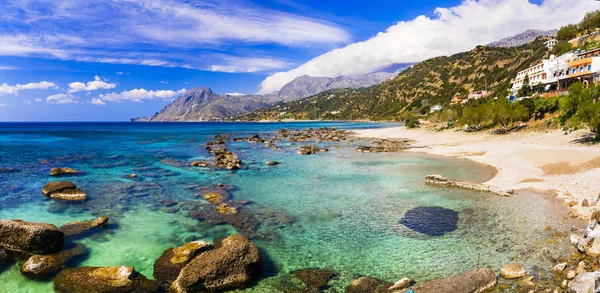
[0,122,572,292]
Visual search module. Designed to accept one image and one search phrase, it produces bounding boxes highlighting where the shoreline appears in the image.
[355,126,600,220]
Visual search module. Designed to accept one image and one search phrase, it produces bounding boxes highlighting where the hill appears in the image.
[487,29,557,48]
[240,38,550,121]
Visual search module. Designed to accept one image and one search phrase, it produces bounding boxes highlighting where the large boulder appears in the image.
[0,220,64,254]
[345,277,392,293]
[568,271,600,293]
[574,211,600,257]
[54,266,159,293]
[21,245,87,276]
[397,268,496,293]
[42,181,87,201]
[292,269,336,290]
[50,168,81,176]
[153,240,212,285]
[171,234,262,293]
[59,216,109,237]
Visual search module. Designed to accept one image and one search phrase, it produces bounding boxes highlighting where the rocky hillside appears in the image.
[241,39,550,121]
[487,29,557,48]
[132,71,401,121]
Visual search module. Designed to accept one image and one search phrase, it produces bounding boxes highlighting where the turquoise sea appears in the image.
[0,122,572,292]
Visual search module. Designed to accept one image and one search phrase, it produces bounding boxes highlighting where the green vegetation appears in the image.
[553,10,600,55]
[404,115,420,129]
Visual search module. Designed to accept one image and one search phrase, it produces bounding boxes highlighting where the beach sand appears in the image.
[356,126,600,219]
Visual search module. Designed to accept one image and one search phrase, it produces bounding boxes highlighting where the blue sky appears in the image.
[0,0,596,121]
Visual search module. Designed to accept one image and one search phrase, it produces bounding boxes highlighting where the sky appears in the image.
[0,0,598,121]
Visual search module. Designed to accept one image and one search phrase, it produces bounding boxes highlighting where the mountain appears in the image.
[487,29,557,47]
[132,70,403,121]
[241,39,550,121]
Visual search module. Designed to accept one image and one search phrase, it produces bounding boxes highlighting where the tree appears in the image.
[579,10,600,34]
[517,74,530,98]
[460,104,487,131]
[577,99,600,140]
[492,98,530,131]
[405,115,420,128]
[557,24,579,41]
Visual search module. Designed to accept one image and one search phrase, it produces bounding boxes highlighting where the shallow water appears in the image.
[0,122,573,292]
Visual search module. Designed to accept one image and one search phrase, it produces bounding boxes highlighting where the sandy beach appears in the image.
[356,126,600,219]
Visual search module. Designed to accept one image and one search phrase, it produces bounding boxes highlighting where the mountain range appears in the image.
[487,29,557,48]
[132,70,405,121]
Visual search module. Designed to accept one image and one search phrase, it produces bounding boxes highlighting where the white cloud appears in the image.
[225,92,245,96]
[90,98,106,106]
[68,76,116,93]
[0,65,20,70]
[99,88,187,103]
[258,0,600,94]
[34,98,42,102]
[210,57,292,73]
[46,93,77,104]
[0,81,57,95]
[0,103,8,107]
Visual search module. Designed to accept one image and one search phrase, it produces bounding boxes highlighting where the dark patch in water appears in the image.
[399,206,458,236]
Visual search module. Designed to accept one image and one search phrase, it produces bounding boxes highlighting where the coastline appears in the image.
[355,126,600,220]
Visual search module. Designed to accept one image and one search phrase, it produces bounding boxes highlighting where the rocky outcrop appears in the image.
[298,145,328,155]
[388,278,415,291]
[425,175,513,197]
[50,168,81,176]
[21,245,87,276]
[42,181,87,201]
[54,266,159,293]
[487,29,557,48]
[171,234,262,293]
[209,148,242,170]
[153,240,212,285]
[572,211,600,257]
[355,139,412,153]
[292,269,336,290]
[397,268,496,293]
[500,262,526,279]
[59,216,109,237]
[344,276,392,293]
[0,220,64,254]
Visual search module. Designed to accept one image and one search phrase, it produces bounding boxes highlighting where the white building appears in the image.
[510,53,574,96]
[430,105,442,113]
[545,39,558,50]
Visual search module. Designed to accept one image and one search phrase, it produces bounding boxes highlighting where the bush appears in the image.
[405,116,421,128]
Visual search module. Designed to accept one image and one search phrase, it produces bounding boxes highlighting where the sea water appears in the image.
[0,122,573,292]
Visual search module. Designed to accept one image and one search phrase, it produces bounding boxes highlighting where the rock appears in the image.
[425,174,513,197]
[202,193,223,204]
[345,276,392,293]
[59,216,109,237]
[576,261,588,274]
[153,241,212,285]
[125,174,137,178]
[500,262,527,279]
[396,268,496,293]
[54,266,159,293]
[583,199,590,207]
[216,203,238,215]
[0,248,7,264]
[21,245,87,276]
[570,228,585,245]
[575,211,600,257]
[0,220,64,254]
[389,278,415,291]
[519,275,535,287]
[171,234,262,293]
[553,262,568,272]
[190,161,207,167]
[292,269,336,290]
[42,182,77,196]
[568,271,600,293]
[42,181,87,201]
[566,269,577,280]
[50,168,81,176]
[265,161,279,166]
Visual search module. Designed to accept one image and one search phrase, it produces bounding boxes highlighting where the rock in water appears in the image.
[59,216,109,237]
[21,245,87,276]
[50,168,81,176]
[345,276,392,293]
[54,266,159,293]
[292,269,336,290]
[396,268,496,293]
[0,220,64,254]
[568,271,600,293]
[171,234,262,293]
[42,182,77,196]
[500,262,526,279]
[388,278,415,291]
[399,206,459,236]
[42,181,87,201]
[154,241,212,285]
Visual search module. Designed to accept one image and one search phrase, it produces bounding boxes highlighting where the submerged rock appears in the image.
[344,276,392,293]
[42,181,87,201]
[292,269,336,290]
[397,268,496,293]
[500,262,526,279]
[153,240,212,285]
[399,206,458,236]
[21,245,87,276]
[389,278,415,291]
[54,266,159,293]
[568,271,600,293]
[171,234,262,293]
[59,216,109,237]
[50,168,81,176]
[0,220,64,254]
[425,174,513,197]
[266,161,279,166]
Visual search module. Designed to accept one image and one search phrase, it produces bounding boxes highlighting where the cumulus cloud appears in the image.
[98,88,187,103]
[90,98,106,106]
[0,81,57,95]
[68,76,116,93]
[46,93,77,104]
[258,0,600,94]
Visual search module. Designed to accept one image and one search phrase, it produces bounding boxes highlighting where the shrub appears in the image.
[405,116,421,128]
